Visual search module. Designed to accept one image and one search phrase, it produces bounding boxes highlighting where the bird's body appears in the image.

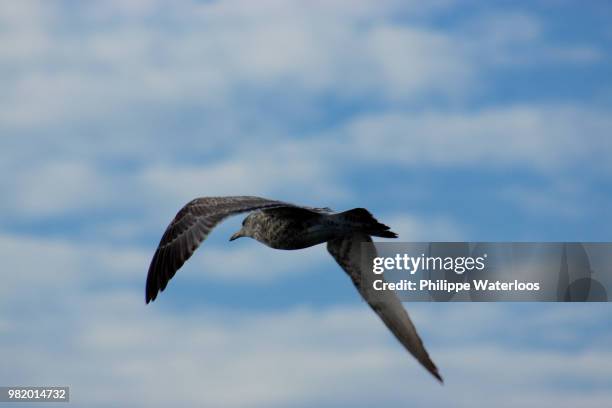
[237,207,396,250]
[146,196,442,382]
[237,209,333,249]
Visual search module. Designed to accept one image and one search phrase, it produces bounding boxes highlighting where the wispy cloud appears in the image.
[2,286,611,407]
[338,104,612,172]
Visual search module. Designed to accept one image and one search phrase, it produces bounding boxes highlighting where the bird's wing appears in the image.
[262,205,331,221]
[327,234,443,382]
[146,196,298,303]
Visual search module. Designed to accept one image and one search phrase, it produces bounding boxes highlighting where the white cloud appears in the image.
[0,1,608,225]
[0,0,475,130]
[499,180,590,218]
[0,161,113,217]
[339,104,612,172]
[1,228,611,407]
[0,1,604,156]
[363,25,474,100]
[140,152,347,208]
[459,11,603,66]
[0,137,350,221]
[0,233,149,303]
[194,243,329,282]
[2,103,609,227]
[2,287,611,407]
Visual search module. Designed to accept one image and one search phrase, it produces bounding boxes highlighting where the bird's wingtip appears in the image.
[145,291,156,304]
[429,366,443,384]
[378,230,398,239]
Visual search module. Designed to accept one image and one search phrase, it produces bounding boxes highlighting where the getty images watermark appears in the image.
[361,243,610,302]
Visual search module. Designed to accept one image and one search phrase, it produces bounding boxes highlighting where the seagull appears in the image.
[146,196,442,382]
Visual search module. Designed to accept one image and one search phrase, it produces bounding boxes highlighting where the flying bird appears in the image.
[145,196,442,382]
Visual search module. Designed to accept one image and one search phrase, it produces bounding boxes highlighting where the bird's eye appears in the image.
[242,218,246,226]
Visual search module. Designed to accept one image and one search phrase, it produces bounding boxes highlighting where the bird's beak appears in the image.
[229,229,244,241]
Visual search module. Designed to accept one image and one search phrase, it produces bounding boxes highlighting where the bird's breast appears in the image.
[254,215,334,250]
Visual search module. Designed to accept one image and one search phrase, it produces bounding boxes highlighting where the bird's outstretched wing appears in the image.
[146,196,297,303]
[327,234,443,383]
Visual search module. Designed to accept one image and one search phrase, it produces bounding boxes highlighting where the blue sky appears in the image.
[1,1,611,407]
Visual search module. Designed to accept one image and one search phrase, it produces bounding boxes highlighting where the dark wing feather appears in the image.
[327,233,443,383]
[146,196,296,303]
[262,206,330,221]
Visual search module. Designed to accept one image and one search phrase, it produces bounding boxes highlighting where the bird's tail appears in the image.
[335,208,398,238]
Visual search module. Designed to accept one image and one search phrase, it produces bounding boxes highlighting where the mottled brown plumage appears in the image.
[145,195,442,382]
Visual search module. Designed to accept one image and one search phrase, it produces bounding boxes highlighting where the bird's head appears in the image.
[230,213,256,241]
